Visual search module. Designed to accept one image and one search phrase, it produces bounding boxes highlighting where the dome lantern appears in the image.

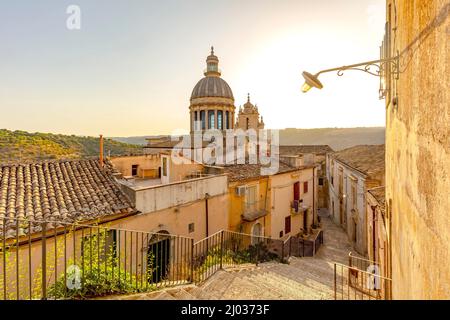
[204,46,221,77]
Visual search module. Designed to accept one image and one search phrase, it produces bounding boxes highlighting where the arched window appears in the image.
[217,111,223,130]
[246,118,250,130]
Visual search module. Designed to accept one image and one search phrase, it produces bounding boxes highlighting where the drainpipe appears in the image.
[99,134,104,168]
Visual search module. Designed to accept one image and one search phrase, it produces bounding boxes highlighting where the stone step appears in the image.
[155,291,176,300]
[243,273,293,300]
[168,288,198,300]
[221,273,281,300]
[251,271,325,300]
[266,264,334,298]
[191,270,234,299]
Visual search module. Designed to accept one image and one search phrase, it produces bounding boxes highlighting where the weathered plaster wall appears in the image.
[110,154,160,177]
[270,168,316,239]
[386,0,449,299]
[327,155,368,255]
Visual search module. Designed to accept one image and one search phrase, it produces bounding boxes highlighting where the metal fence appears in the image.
[283,230,324,258]
[0,217,193,300]
[192,230,284,284]
[334,255,392,300]
[1,217,289,299]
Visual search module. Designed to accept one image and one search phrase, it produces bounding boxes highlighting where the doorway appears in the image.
[147,231,170,283]
[251,223,262,245]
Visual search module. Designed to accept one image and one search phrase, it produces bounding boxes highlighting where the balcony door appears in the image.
[293,182,300,201]
[245,185,257,212]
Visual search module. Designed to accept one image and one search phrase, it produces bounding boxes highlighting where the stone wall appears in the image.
[385,0,449,299]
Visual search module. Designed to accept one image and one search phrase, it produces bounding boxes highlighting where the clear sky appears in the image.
[0,0,386,137]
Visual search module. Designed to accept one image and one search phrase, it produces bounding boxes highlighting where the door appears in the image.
[285,216,291,235]
[251,223,262,245]
[131,165,138,176]
[147,235,170,283]
[245,185,257,213]
[293,182,300,201]
[303,209,308,233]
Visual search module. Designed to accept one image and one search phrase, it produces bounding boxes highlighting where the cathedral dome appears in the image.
[191,77,234,100]
[190,47,234,100]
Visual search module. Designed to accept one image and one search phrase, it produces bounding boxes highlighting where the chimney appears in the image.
[99,134,104,168]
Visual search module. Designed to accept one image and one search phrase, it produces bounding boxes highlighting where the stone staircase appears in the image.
[107,214,359,300]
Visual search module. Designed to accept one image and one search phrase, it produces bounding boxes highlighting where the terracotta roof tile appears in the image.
[279,145,334,155]
[368,186,385,212]
[221,161,312,182]
[330,145,385,179]
[0,159,135,237]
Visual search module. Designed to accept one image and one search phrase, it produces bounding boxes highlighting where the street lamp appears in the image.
[301,54,399,93]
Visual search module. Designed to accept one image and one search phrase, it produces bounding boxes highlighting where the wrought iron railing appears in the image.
[0,217,193,300]
[333,253,392,300]
[282,230,324,258]
[1,215,332,300]
[192,230,284,284]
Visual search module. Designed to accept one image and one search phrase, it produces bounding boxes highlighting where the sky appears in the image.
[0,0,386,137]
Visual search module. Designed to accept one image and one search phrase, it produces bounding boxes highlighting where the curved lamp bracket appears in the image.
[302,53,399,93]
[318,54,399,79]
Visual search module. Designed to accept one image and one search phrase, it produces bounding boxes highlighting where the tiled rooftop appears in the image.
[368,186,386,211]
[279,145,334,155]
[0,159,135,237]
[330,145,385,179]
[221,162,311,182]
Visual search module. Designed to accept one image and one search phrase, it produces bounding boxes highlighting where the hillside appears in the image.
[0,129,142,163]
[111,127,385,151]
[279,127,385,150]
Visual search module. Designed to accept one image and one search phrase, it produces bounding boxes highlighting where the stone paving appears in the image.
[108,209,357,300]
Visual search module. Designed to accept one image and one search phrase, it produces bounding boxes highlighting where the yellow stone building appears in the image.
[384,0,449,299]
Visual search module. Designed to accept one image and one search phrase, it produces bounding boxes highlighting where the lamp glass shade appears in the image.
[301,71,324,93]
[301,82,312,93]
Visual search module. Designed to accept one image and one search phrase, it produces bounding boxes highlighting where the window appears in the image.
[285,216,291,234]
[279,231,284,238]
[131,164,138,176]
[225,111,229,129]
[303,181,308,193]
[318,178,324,186]
[162,157,167,176]
[188,223,194,233]
[200,110,206,130]
[208,110,215,129]
[246,118,249,130]
[217,111,223,130]
[194,111,199,130]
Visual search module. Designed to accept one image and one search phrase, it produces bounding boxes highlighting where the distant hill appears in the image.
[111,127,385,151]
[0,129,142,163]
[279,127,385,150]
[110,135,155,146]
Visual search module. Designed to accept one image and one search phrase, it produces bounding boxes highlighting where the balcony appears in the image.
[242,200,268,222]
[291,200,310,215]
